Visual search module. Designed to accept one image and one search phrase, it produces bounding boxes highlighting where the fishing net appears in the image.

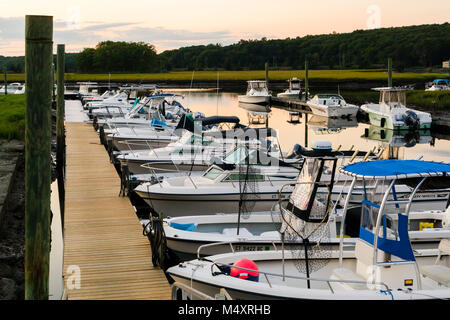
[276,156,339,281]
[281,193,333,275]
[238,147,260,220]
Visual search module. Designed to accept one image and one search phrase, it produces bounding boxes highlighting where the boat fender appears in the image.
[230,259,259,282]
[403,110,420,130]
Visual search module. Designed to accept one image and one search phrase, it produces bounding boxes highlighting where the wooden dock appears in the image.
[62,122,171,300]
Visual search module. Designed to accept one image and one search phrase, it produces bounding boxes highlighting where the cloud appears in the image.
[0,16,258,55]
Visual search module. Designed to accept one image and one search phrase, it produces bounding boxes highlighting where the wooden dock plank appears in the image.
[63,122,171,300]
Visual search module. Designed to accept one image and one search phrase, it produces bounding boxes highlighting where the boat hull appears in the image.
[119,158,210,175]
[135,191,291,217]
[361,105,432,130]
[308,103,358,118]
[237,95,270,104]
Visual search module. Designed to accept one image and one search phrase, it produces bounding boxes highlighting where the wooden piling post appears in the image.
[265,62,269,87]
[305,60,309,101]
[388,58,392,87]
[25,15,53,300]
[56,44,65,230]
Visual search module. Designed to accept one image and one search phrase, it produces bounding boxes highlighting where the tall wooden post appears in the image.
[265,62,269,87]
[56,44,65,230]
[305,60,309,101]
[388,58,392,87]
[25,15,53,300]
[4,70,7,95]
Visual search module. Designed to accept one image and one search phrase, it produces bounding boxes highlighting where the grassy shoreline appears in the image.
[4,69,448,82]
[0,95,25,140]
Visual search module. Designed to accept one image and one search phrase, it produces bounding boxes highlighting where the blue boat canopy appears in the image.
[340,160,450,179]
[433,79,449,83]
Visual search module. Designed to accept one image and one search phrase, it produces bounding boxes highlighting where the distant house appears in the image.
[443,60,450,69]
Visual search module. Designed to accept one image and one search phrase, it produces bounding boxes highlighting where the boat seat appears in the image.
[419,239,450,287]
[222,227,253,237]
[331,268,367,290]
[419,265,450,287]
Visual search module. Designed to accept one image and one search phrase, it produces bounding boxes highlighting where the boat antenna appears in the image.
[187,69,195,107]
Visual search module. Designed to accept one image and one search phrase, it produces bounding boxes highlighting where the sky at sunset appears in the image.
[0,0,449,56]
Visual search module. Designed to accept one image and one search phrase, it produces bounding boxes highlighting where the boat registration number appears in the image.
[234,245,271,252]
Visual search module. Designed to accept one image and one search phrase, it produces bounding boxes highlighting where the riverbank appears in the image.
[0,140,24,300]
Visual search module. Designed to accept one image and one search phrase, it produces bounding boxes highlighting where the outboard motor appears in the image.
[403,110,420,130]
[286,144,308,159]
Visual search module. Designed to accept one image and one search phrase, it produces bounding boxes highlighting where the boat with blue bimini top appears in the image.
[156,153,450,261]
[167,159,450,300]
[425,79,450,91]
[361,87,432,131]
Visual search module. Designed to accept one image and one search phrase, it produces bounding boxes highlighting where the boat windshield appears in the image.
[316,94,344,100]
[223,146,248,164]
[248,82,267,91]
[380,90,406,107]
[203,167,224,180]
[291,81,301,90]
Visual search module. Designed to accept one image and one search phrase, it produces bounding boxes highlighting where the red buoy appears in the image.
[230,259,259,282]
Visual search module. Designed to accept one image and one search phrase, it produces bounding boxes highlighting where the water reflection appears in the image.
[178,91,450,162]
[238,103,270,126]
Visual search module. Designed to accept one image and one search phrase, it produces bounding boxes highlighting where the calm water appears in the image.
[177,91,450,163]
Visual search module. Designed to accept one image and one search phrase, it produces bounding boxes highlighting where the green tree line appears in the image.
[76,41,157,73]
[1,23,449,73]
[0,53,78,73]
[159,23,450,71]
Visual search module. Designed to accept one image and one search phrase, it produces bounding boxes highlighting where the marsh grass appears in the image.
[4,70,448,82]
[0,94,25,140]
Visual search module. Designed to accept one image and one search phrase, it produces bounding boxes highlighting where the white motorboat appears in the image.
[425,79,450,91]
[360,87,432,130]
[277,77,302,99]
[238,81,271,104]
[86,91,134,118]
[307,94,359,118]
[116,126,282,175]
[134,141,385,217]
[134,145,303,217]
[97,94,186,131]
[0,82,24,95]
[167,159,450,300]
[106,115,241,152]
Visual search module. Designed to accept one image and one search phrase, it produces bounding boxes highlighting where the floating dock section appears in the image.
[63,121,171,300]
